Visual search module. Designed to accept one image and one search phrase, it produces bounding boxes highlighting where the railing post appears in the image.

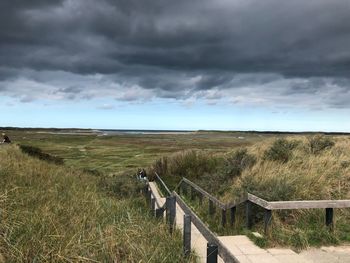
[221,209,227,227]
[207,243,218,263]
[183,184,188,196]
[199,193,203,205]
[246,200,253,229]
[151,198,156,216]
[191,186,195,201]
[209,200,215,216]
[155,207,164,218]
[264,209,272,234]
[166,196,176,234]
[143,184,148,196]
[183,214,191,257]
[146,188,152,206]
[230,206,236,227]
[326,208,334,230]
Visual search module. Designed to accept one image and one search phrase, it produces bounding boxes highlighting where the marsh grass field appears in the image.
[7,129,267,174]
[2,128,350,262]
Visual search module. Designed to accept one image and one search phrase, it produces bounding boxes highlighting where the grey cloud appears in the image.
[1,0,350,76]
[1,0,350,108]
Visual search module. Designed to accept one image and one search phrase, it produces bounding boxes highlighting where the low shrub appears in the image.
[152,150,220,189]
[197,172,230,195]
[224,148,256,178]
[19,144,64,165]
[169,150,218,179]
[153,157,168,178]
[263,139,299,163]
[308,135,335,154]
[98,174,144,198]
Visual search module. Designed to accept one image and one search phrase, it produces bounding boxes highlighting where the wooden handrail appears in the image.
[268,200,350,210]
[180,177,350,211]
[247,193,270,209]
[155,172,172,196]
[182,178,226,209]
[154,174,350,233]
[173,192,239,263]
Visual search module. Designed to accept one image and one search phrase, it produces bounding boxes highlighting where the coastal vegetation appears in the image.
[2,128,349,261]
[153,135,350,249]
[0,145,190,262]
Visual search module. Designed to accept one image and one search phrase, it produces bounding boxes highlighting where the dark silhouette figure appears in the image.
[1,133,11,143]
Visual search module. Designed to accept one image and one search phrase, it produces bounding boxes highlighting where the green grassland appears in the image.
[0,128,268,262]
[7,129,267,174]
[3,128,349,260]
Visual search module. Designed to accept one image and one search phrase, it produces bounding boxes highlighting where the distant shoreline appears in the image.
[1,126,350,135]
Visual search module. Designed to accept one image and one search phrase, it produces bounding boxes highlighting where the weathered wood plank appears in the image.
[207,243,218,263]
[268,200,350,210]
[151,198,156,215]
[247,193,270,209]
[246,201,253,229]
[326,208,334,230]
[183,214,191,257]
[166,196,176,234]
[264,209,272,235]
[230,207,236,227]
[221,209,227,227]
[155,207,165,218]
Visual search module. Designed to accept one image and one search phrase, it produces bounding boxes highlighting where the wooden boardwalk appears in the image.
[149,182,314,263]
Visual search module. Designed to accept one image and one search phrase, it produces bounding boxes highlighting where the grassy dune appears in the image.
[154,135,350,249]
[228,136,350,249]
[0,145,192,262]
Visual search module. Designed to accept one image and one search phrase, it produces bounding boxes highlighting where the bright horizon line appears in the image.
[2,126,350,134]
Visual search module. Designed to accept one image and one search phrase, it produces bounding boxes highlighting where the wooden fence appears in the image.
[144,177,239,262]
[177,176,350,233]
[145,173,350,262]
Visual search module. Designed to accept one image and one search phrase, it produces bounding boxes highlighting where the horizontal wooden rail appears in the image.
[174,179,184,192]
[247,193,270,209]
[268,200,350,210]
[154,174,350,234]
[181,178,350,211]
[155,172,172,196]
[173,191,239,263]
[182,178,226,209]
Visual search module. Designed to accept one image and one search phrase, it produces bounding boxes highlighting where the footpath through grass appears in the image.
[0,145,194,262]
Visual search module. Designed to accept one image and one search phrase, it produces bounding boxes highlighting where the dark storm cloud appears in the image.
[1,0,350,108]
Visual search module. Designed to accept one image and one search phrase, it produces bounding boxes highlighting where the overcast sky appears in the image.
[1,0,350,131]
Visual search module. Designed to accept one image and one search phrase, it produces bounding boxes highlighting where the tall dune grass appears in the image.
[154,135,350,249]
[0,145,193,262]
[226,136,350,249]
